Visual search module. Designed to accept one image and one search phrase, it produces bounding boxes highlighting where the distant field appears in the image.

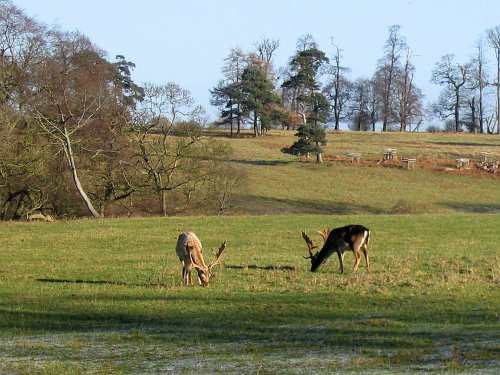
[226,130,500,215]
[0,214,499,373]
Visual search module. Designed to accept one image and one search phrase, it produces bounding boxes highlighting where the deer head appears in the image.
[189,240,227,287]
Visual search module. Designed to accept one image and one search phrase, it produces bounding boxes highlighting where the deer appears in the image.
[302,225,371,273]
[175,232,227,287]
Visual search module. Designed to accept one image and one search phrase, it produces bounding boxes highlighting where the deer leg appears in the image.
[182,265,188,286]
[183,263,193,286]
[362,244,370,271]
[353,250,362,272]
[337,251,344,273]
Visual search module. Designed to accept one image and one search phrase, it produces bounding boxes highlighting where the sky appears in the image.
[12,0,500,121]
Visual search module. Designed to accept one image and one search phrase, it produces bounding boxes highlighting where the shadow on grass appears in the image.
[35,278,167,288]
[225,264,296,271]
[431,141,500,148]
[230,159,291,166]
[439,202,500,213]
[235,195,385,215]
[1,291,496,356]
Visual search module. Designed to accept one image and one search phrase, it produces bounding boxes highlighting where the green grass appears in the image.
[1,214,499,374]
[1,131,499,373]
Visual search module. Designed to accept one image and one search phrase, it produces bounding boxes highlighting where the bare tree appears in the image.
[0,0,46,108]
[394,49,423,132]
[431,54,471,132]
[324,39,351,130]
[348,78,370,131]
[487,25,500,134]
[254,36,279,80]
[296,34,317,51]
[470,38,489,133]
[375,25,407,131]
[131,83,232,216]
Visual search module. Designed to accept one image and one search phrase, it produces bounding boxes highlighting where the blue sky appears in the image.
[13,0,500,120]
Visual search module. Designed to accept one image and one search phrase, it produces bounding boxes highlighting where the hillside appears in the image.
[225,130,500,215]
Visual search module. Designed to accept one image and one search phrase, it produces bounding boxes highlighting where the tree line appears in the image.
[211,26,500,136]
[0,0,238,220]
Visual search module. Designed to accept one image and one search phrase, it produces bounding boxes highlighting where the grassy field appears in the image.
[228,131,500,215]
[1,131,499,374]
[0,214,499,374]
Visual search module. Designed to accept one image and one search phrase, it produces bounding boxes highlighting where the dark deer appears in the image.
[176,232,227,287]
[302,225,371,273]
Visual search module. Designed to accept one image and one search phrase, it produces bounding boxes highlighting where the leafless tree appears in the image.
[487,25,500,134]
[324,39,351,130]
[296,34,317,51]
[394,49,423,132]
[131,83,232,216]
[431,54,471,132]
[375,25,407,131]
[469,38,489,133]
[254,36,279,80]
[348,78,370,131]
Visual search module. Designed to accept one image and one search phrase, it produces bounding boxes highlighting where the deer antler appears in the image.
[317,228,331,242]
[302,231,318,260]
[208,240,227,270]
[186,244,204,270]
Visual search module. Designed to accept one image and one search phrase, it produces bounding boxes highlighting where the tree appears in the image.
[282,36,329,127]
[210,48,246,136]
[323,39,351,130]
[281,123,327,164]
[254,36,279,81]
[28,31,118,218]
[349,78,371,131]
[113,55,145,107]
[0,104,59,219]
[210,80,238,136]
[240,65,281,137]
[130,83,233,216]
[487,25,500,134]
[431,54,471,131]
[461,41,492,134]
[0,0,45,108]
[375,25,406,131]
[393,49,423,132]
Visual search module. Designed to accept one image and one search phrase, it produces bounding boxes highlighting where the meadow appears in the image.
[0,131,499,374]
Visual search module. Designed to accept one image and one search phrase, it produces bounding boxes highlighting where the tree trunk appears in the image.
[63,130,100,218]
[237,103,241,134]
[229,99,234,137]
[161,190,167,216]
[497,54,500,134]
[455,88,461,132]
[316,141,323,164]
[253,112,259,137]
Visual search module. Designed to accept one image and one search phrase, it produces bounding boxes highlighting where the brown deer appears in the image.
[175,232,227,287]
[302,225,371,273]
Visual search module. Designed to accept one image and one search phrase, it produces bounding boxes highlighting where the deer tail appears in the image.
[364,229,371,247]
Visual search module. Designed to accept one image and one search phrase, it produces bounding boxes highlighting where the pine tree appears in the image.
[282,123,327,164]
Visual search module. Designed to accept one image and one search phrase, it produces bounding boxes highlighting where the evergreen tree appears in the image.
[281,123,327,164]
[240,66,281,136]
[282,41,330,127]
